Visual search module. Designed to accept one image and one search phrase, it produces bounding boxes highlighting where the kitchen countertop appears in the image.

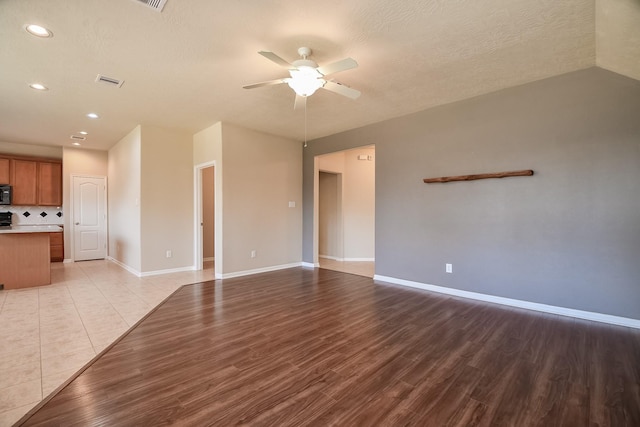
[0,225,63,234]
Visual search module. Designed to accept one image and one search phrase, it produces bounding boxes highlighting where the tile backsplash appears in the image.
[1,206,64,225]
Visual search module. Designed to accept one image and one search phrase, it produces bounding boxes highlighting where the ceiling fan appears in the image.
[243,47,361,109]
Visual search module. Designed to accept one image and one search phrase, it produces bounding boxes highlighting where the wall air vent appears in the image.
[70,135,86,141]
[132,0,168,12]
[95,74,125,88]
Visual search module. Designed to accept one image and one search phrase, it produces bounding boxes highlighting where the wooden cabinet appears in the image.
[0,154,62,206]
[50,230,64,262]
[0,158,10,184]
[11,159,38,205]
[38,162,62,206]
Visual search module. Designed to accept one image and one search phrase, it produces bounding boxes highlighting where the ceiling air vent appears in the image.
[95,74,125,88]
[132,0,168,12]
[70,135,86,141]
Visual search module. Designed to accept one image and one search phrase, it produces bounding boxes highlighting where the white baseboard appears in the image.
[319,255,375,262]
[140,265,196,277]
[373,274,640,330]
[319,255,342,261]
[301,262,318,269]
[107,256,142,277]
[106,257,196,278]
[63,258,73,264]
[220,262,302,279]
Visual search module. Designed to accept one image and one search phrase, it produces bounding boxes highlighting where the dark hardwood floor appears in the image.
[16,268,640,426]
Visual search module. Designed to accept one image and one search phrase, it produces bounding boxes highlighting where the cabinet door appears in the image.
[50,231,64,262]
[37,162,62,206]
[11,159,38,205]
[0,158,10,184]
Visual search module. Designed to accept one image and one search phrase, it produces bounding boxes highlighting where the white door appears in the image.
[72,176,107,261]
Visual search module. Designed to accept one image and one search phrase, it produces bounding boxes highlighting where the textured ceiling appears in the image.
[0,0,638,151]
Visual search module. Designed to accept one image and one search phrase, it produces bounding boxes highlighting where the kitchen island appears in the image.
[0,225,62,290]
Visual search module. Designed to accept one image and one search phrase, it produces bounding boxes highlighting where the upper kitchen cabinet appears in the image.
[0,158,10,184]
[1,154,62,206]
[37,162,62,206]
[11,159,38,205]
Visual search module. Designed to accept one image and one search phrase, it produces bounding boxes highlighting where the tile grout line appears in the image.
[66,267,102,355]
[37,286,44,403]
[93,279,151,328]
[80,263,134,334]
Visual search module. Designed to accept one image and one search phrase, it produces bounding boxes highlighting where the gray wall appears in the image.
[303,67,640,319]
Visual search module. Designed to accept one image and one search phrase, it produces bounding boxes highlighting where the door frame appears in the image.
[313,145,375,267]
[70,174,108,262]
[318,170,344,261]
[193,161,218,278]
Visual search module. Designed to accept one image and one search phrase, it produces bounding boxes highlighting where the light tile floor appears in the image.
[0,260,214,426]
[318,258,375,278]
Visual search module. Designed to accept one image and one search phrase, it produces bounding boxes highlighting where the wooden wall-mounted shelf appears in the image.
[423,170,534,184]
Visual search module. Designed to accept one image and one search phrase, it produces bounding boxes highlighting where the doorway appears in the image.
[194,162,217,278]
[315,145,375,277]
[71,175,107,261]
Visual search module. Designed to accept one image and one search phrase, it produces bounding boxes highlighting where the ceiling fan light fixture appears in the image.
[288,67,324,97]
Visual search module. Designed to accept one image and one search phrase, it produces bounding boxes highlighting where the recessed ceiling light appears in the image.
[29,83,48,91]
[79,131,88,135]
[86,113,99,119]
[25,24,53,38]
[72,142,81,146]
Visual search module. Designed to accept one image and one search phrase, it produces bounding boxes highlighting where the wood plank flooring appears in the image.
[16,267,640,426]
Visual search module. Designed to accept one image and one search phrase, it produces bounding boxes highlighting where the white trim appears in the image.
[139,265,196,277]
[220,262,302,279]
[301,262,317,268]
[319,255,375,262]
[319,255,342,261]
[107,256,197,278]
[373,275,640,329]
[63,258,73,264]
[107,256,142,277]
[193,161,216,276]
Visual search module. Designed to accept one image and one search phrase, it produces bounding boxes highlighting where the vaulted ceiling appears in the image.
[1,0,638,151]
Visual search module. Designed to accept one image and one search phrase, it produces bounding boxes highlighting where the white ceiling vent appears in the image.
[70,135,86,141]
[132,0,168,12]
[95,74,125,88]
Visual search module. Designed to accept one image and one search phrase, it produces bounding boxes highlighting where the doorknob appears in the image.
[75,222,79,225]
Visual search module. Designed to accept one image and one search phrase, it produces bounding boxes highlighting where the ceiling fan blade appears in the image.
[294,94,306,110]
[258,51,293,68]
[317,57,358,76]
[243,79,287,89]
[322,81,361,99]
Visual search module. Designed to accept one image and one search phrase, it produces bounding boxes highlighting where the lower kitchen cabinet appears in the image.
[50,231,64,262]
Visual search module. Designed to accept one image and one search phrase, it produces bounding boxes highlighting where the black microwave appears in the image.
[0,185,11,205]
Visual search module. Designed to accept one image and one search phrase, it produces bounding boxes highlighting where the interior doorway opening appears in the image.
[194,162,216,278]
[314,145,375,277]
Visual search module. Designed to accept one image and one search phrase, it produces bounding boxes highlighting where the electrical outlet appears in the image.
[446,263,453,273]
[251,250,256,258]
[166,250,172,258]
